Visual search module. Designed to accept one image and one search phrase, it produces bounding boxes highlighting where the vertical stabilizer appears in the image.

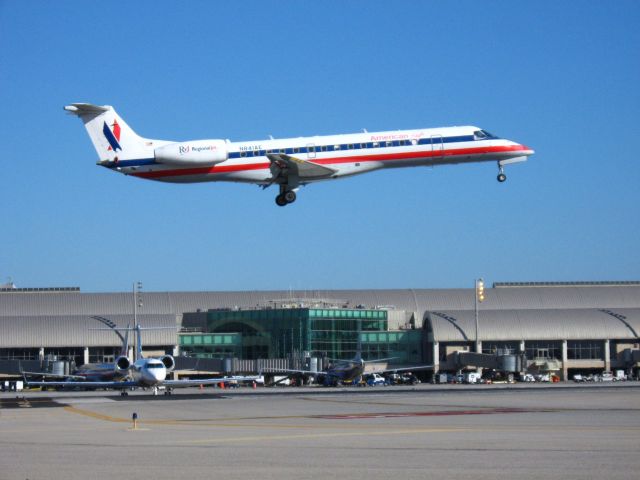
[119,324,130,358]
[64,103,157,162]
[135,323,143,362]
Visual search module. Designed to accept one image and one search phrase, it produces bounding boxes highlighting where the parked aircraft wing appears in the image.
[162,375,260,387]
[267,153,337,180]
[25,380,139,389]
[260,367,327,376]
[369,364,434,374]
[21,371,88,381]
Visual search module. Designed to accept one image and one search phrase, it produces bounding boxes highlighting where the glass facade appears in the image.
[360,330,422,363]
[482,341,520,355]
[567,340,603,360]
[180,333,242,359]
[525,341,562,360]
[180,308,396,361]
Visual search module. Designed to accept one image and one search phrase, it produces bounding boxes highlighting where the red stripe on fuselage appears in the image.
[131,144,528,180]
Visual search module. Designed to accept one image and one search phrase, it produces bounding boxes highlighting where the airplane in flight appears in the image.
[25,323,257,395]
[65,103,534,206]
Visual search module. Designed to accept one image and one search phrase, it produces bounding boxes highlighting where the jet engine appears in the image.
[115,355,131,372]
[154,140,228,166]
[160,355,175,372]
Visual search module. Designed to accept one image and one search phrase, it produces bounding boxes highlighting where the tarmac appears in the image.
[1,383,639,480]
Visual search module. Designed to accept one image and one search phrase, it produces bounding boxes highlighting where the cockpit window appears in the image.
[146,363,164,369]
[474,130,498,140]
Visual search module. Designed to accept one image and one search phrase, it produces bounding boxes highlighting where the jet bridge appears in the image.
[455,351,526,372]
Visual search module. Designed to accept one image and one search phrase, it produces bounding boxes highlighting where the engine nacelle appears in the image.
[160,355,175,372]
[154,140,228,166]
[115,356,131,372]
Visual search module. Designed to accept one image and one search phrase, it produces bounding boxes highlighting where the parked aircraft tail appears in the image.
[64,103,163,163]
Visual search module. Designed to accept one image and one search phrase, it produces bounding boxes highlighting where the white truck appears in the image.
[464,372,481,384]
[614,370,627,381]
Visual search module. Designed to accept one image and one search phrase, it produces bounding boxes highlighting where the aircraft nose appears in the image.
[521,145,535,156]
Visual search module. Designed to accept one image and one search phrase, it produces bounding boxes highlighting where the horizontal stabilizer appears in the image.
[64,103,110,116]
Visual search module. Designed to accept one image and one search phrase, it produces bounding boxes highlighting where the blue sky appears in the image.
[1,1,639,292]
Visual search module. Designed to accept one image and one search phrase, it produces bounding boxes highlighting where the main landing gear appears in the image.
[275,187,297,207]
[497,165,507,183]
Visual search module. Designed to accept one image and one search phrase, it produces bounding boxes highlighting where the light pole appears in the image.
[133,281,143,326]
[133,281,143,358]
[475,278,485,353]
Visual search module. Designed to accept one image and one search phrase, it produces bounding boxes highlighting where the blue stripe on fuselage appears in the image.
[107,134,492,169]
[227,134,481,159]
[109,158,157,168]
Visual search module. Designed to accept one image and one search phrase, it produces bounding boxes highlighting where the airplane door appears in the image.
[307,143,316,159]
[430,135,443,157]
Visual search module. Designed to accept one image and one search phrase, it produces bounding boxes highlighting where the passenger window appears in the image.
[348,144,354,149]
[411,139,417,145]
[240,151,247,157]
[334,145,340,150]
[308,146,315,152]
[360,143,366,149]
[373,142,379,148]
[321,146,327,152]
[386,141,392,147]
[294,147,300,153]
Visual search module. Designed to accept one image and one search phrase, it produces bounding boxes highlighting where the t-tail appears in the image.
[64,103,166,166]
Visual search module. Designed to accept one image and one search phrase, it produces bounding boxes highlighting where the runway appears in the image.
[1,384,639,479]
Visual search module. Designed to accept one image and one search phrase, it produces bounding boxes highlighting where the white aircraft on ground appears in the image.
[65,103,534,206]
[25,323,257,396]
[266,352,432,387]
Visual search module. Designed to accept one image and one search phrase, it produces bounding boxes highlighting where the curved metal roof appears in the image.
[0,314,178,348]
[2,285,639,317]
[1,285,639,347]
[426,308,640,342]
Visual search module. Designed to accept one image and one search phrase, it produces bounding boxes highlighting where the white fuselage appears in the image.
[130,358,167,387]
[108,126,533,184]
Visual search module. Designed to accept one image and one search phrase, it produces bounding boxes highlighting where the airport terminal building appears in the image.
[1,282,639,380]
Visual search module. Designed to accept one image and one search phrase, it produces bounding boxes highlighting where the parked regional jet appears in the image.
[22,321,132,383]
[26,323,257,395]
[266,352,432,387]
[65,103,534,206]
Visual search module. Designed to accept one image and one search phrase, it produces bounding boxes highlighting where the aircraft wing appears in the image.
[21,371,88,381]
[368,364,434,374]
[267,153,337,180]
[162,375,260,388]
[25,380,139,389]
[260,368,327,376]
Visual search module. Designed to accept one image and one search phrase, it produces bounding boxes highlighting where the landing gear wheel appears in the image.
[284,190,296,204]
[275,194,287,207]
[497,173,507,183]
